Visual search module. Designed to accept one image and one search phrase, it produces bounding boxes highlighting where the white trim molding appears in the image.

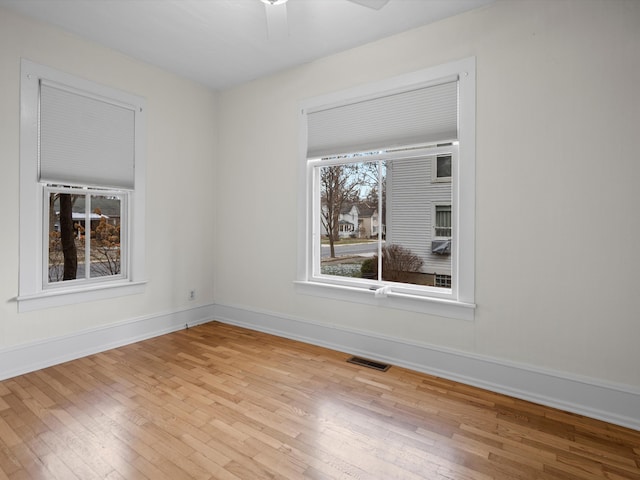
[212,303,640,432]
[3,302,638,432]
[0,304,215,381]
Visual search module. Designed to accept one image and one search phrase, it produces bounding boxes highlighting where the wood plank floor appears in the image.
[0,322,639,480]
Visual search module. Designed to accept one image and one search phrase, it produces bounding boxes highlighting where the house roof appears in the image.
[333,201,380,217]
[340,203,359,215]
[68,196,121,217]
[358,203,378,217]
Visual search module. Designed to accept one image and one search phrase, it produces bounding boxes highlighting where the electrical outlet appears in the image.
[189,290,196,301]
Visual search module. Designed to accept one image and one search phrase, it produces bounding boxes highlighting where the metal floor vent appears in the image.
[347,356,390,372]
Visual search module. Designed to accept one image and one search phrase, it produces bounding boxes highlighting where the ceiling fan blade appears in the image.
[264,2,288,41]
[347,0,391,10]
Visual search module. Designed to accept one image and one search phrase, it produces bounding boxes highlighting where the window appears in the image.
[18,60,146,312]
[434,205,452,238]
[435,274,452,289]
[297,58,476,320]
[433,154,452,182]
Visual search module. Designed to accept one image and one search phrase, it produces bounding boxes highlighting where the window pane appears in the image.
[435,205,452,237]
[386,156,452,289]
[315,151,454,290]
[47,192,85,283]
[89,195,122,278]
[318,161,380,279]
[435,274,452,288]
[436,155,452,178]
[47,191,123,285]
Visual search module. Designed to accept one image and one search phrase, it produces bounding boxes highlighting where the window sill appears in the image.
[17,281,147,313]
[294,281,475,321]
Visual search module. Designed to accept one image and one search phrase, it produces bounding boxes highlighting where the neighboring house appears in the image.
[356,203,379,238]
[320,200,388,240]
[386,153,452,285]
[321,203,360,238]
[53,195,121,235]
[337,204,359,238]
[80,196,122,227]
[321,202,387,240]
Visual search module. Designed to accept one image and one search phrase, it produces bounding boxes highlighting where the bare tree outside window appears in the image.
[320,163,375,258]
[89,202,121,277]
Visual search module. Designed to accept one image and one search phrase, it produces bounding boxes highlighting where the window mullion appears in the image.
[312,165,320,279]
[377,160,383,283]
[85,194,91,280]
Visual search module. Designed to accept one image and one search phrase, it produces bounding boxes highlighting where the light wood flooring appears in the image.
[0,321,639,479]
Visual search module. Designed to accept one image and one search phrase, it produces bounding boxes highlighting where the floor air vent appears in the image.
[347,356,390,372]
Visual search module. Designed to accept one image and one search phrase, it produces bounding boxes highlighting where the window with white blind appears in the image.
[18,59,146,312]
[297,58,476,320]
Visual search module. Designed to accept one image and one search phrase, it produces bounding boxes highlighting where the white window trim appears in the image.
[18,59,146,312]
[296,57,476,321]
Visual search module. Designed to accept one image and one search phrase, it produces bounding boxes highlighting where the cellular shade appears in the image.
[39,82,135,189]
[307,79,458,158]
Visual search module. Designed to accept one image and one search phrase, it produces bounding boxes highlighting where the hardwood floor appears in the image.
[0,322,639,479]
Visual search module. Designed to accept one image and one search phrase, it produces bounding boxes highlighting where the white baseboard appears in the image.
[0,304,215,381]
[3,302,638,432]
[212,303,640,432]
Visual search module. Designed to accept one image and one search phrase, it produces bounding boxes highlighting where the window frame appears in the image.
[296,57,476,321]
[18,59,146,312]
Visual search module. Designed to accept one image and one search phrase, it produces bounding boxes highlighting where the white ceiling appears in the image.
[0,0,493,91]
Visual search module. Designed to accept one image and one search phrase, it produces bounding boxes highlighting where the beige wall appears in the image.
[0,8,217,346]
[216,0,640,387]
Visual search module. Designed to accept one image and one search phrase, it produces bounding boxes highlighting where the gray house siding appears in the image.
[386,155,451,276]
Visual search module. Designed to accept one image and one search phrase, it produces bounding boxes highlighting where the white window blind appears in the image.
[39,82,136,189]
[307,78,458,158]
